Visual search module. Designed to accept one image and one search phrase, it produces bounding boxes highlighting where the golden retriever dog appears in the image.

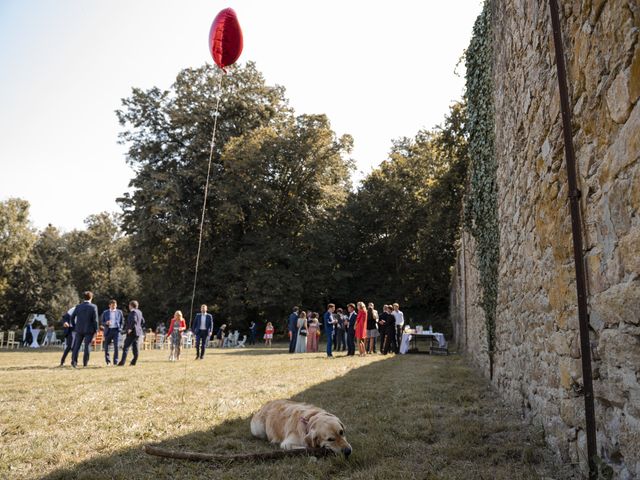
[250,400,352,457]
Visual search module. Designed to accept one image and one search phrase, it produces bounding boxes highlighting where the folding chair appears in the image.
[6,331,20,349]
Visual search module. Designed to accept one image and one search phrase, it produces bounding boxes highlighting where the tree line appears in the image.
[0,62,467,334]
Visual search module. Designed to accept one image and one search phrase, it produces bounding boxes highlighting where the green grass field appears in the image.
[0,344,578,479]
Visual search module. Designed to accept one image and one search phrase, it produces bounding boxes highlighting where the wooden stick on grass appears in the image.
[144,444,333,462]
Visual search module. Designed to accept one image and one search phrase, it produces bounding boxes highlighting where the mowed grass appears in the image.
[0,344,578,479]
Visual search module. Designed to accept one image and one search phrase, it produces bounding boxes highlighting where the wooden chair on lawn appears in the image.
[143,332,155,350]
[182,331,193,349]
[0,331,4,348]
[6,331,20,349]
[91,331,104,351]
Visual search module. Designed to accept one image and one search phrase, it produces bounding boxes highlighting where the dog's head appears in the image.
[304,413,352,457]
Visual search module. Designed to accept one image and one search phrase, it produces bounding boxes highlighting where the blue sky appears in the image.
[0,0,483,230]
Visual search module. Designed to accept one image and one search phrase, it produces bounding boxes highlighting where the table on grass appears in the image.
[400,332,447,354]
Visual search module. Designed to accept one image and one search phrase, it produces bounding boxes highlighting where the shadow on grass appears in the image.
[0,347,66,354]
[208,346,291,356]
[0,365,62,371]
[39,354,574,480]
[215,348,350,358]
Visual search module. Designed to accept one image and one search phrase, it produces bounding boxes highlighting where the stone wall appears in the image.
[452,1,640,477]
[451,231,490,374]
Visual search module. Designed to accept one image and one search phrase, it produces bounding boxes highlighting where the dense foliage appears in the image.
[333,103,468,332]
[0,205,137,329]
[1,62,468,333]
[464,1,498,372]
[116,63,353,328]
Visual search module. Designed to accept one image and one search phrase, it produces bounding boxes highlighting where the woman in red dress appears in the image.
[355,301,368,357]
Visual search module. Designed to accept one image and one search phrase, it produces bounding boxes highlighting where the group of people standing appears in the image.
[56,294,406,367]
[287,302,405,358]
[59,291,145,368]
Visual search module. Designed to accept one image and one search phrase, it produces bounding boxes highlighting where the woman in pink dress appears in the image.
[355,302,368,357]
[306,314,319,352]
[264,322,274,347]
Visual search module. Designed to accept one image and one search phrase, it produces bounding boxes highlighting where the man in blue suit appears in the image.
[288,306,299,353]
[346,303,357,356]
[70,291,99,368]
[101,299,124,366]
[118,300,145,366]
[193,304,213,359]
[323,303,336,358]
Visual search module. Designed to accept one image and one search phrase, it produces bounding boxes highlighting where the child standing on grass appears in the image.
[216,324,227,347]
[166,310,186,361]
[264,322,274,347]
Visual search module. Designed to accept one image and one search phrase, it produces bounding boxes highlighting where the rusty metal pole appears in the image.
[548,1,598,478]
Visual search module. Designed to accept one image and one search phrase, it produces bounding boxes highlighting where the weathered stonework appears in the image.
[452,1,640,477]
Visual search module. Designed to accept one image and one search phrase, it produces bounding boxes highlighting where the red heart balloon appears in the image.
[209,8,243,71]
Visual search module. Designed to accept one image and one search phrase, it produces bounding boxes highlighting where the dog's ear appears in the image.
[304,429,318,448]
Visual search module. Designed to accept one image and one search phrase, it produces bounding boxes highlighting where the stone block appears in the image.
[630,43,640,104]
[618,229,640,276]
[547,266,575,313]
[599,328,640,370]
[619,414,640,474]
[559,357,582,390]
[585,248,607,295]
[606,69,631,124]
[569,331,583,358]
[559,360,573,390]
[632,170,640,215]
[591,280,640,327]
[606,178,633,237]
[601,102,640,183]
[548,330,571,355]
[560,397,585,428]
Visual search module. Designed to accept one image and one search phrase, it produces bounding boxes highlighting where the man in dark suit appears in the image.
[118,300,145,366]
[380,305,397,355]
[70,291,99,368]
[288,306,299,353]
[193,304,213,359]
[59,309,76,366]
[323,303,336,358]
[101,299,124,366]
[346,303,357,356]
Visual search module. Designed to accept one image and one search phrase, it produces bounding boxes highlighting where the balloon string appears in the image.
[181,70,224,404]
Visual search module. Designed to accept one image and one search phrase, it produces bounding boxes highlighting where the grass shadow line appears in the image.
[37,354,577,480]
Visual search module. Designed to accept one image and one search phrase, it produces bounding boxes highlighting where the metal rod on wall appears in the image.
[547,0,598,477]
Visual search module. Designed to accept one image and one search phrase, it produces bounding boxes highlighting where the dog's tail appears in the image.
[250,412,267,439]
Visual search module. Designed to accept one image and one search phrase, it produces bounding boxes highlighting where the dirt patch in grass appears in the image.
[0,346,579,479]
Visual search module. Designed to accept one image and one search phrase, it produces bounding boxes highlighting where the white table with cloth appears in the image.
[399,331,447,354]
[23,328,41,348]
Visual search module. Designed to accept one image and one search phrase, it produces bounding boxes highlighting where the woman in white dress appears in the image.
[295,311,308,353]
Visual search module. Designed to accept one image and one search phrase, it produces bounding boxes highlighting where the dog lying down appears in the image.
[251,400,352,458]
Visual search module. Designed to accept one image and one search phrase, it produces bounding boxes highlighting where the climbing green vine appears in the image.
[464,1,498,375]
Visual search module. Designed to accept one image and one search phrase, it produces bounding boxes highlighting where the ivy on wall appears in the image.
[464,1,499,376]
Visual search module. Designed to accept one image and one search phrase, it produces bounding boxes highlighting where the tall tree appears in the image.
[5,225,76,325]
[0,199,37,327]
[334,102,468,330]
[116,62,352,326]
[216,114,353,322]
[65,212,139,312]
